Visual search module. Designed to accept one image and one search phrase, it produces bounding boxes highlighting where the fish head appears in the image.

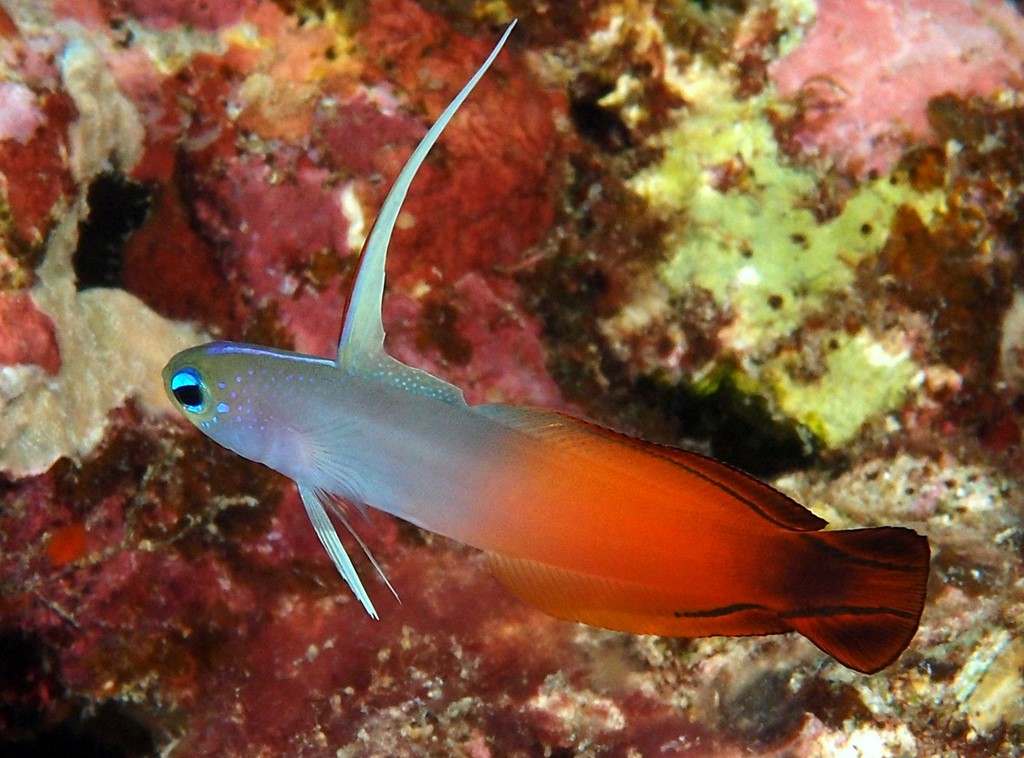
[163,341,320,465]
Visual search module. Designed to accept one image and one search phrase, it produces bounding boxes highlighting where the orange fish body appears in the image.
[465,406,929,674]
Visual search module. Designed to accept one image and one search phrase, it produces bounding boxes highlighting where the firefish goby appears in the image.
[163,21,930,675]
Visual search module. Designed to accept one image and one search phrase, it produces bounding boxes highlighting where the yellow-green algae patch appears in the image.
[763,331,920,449]
[626,64,945,447]
[632,66,945,347]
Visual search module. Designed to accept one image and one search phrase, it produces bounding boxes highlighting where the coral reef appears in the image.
[1,0,1023,756]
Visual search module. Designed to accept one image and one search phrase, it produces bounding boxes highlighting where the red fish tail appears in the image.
[782,526,930,673]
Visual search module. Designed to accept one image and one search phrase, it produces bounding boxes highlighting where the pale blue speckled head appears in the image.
[163,341,336,465]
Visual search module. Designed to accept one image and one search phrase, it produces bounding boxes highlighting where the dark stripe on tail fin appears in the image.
[786,609,922,674]
[801,526,929,573]
[788,526,930,673]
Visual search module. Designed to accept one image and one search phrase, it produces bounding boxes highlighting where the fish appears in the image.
[163,21,930,674]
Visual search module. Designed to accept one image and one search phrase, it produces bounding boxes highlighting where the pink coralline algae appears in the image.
[1,0,583,754]
[770,0,1024,176]
[188,156,355,358]
[0,82,46,143]
[115,0,566,398]
[55,0,260,32]
[352,0,566,280]
[0,85,75,248]
[0,291,60,374]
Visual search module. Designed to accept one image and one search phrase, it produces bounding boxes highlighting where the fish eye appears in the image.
[170,368,206,413]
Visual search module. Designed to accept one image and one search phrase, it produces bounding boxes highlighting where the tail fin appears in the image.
[785,527,930,674]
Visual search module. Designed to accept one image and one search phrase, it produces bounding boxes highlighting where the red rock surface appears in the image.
[0,291,60,373]
[770,0,1024,176]
[0,87,75,246]
[0,1,587,754]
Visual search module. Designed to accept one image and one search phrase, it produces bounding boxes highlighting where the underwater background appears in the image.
[1,0,1023,754]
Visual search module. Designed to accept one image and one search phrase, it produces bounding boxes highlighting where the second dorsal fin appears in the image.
[474,404,828,532]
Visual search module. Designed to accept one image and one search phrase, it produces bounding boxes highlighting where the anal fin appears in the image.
[487,553,788,639]
[489,524,930,674]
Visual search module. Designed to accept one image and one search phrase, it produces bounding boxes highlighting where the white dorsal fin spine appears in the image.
[337,21,518,379]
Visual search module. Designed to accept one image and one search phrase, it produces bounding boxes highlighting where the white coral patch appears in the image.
[0,34,204,476]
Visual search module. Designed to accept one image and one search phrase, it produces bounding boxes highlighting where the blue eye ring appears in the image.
[170,368,206,413]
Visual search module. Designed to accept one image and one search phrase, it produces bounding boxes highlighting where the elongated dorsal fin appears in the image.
[337,21,517,379]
